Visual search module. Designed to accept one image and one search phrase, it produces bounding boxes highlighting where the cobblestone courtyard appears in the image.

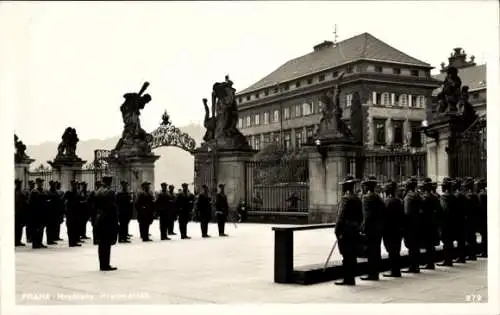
[15,222,488,304]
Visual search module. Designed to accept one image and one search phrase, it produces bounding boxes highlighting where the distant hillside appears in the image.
[26,123,205,190]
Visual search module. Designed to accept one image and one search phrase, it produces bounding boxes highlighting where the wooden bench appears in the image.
[272,224,485,285]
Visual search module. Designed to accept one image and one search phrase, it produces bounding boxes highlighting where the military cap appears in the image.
[141,181,151,187]
[462,177,474,188]
[161,182,167,187]
[420,177,434,187]
[476,178,487,187]
[15,179,22,184]
[120,180,128,186]
[218,183,225,188]
[70,179,78,184]
[384,181,397,191]
[452,178,463,189]
[182,183,189,187]
[202,184,208,189]
[441,177,454,186]
[35,178,44,183]
[28,180,35,185]
[81,181,88,186]
[362,175,378,185]
[168,184,174,189]
[339,175,359,185]
[102,176,113,184]
[49,180,56,186]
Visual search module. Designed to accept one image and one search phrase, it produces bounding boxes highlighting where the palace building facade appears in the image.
[235,32,442,152]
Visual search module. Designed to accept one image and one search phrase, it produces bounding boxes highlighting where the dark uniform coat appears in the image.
[135,191,155,224]
[15,188,29,225]
[215,192,229,216]
[361,191,385,237]
[116,191,133,223]
[30,187,49,226]
[196,192,212,221]
[420,191,440,247]
[403,191,422,248]
[177,191,195,221]
[335,194,363,256]
[94,187,119,245]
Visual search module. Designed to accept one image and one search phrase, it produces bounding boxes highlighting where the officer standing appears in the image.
[215,184,229,237]
[25,180,35,243]
[381,181,405,278]
[15,179,28,246]
[55,181,65,241]
[64,180,82,247]
[476,178,487,257]
[155,183,172,240]
[419,178,439,270]
[437,177,456,267]
[116,180,133,243]
[452,178,468,263]
[403,177,421,273]
[30,178,49,249]
[334,175,363,286]
[196,184,212,238]
[79,182,91,241]
[94,176,119,271]
[135,182,155,242]
[463,177,479,260]
[177,183,195,239]
[167,185,178,235]
[88,181,102,245]
[46,180,61,245]
[360,176,384,281]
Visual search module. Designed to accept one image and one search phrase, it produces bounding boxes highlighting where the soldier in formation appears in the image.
[135,182,155,242]
[195,184,212,238]
[156,183,172,240]
[116,180,133,243]
[335,175,487,286]
[177,183,195,239]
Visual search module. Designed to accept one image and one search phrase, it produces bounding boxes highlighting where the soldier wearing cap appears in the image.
[88,180,103,245]
[15,179,28,246]
[54,181,65,241]
[403,177,422,273]
[155,182,172,240]
[476,178,487,257]
[419,178,439,270]
[463,177,479,261]
[116,180,133,243]
[135,181,155,241]
[25,180,36,243]
[196,184,212,238]
[64,180,82,247]
[452,178,468,263]
[46,180,61,245]
[215,183,229,237]
[437,177,456,267]
[176,183,195,239]
[94,176,119,271]
[381,180,405,278]
[359,175,384,281]
[30,178,49,249]
[334,175,363,286]
[166,184,178,235]
[78,182,91,241]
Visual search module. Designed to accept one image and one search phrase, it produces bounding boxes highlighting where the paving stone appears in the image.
[16,221,488,304]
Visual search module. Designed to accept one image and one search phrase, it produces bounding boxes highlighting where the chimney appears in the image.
[313,41,334,52]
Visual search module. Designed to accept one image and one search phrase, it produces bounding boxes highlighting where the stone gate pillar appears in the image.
[48,158,86,191]
[15,157,35,189]
[109,155,160,193]
[305,141,362,223]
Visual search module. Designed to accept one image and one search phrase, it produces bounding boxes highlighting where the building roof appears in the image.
[238,32,432,95]
[432,64,486,96]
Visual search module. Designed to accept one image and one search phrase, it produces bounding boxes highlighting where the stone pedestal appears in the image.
[110,155,160,193]
[425,114,460,186]
[15,158,35,188]
[48,158,86,191]
[306,141,361,224]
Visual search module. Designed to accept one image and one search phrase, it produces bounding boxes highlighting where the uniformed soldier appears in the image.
[215,184,229,237]
[30,178,49,249]
[476,178,487,257]
[88,181,102,245]
[437,177,456,267]
[381,181,405,278]
[116,180,133,243]
[167,185,178,235]
[15,179,28,246]
[135,182,155,242]
[79,182,91,241]
[419,178,439,270]
[177,183,195,239]
[360,175,384,281]
[334,175,363,286]
[55,181,65,241]
[25,180,36,243]
[196,184,212,238]
[46,180,61,245]
[452,178,468,263]
[155,182,172,240]
[64,180,82,247]
[403,177,421,273]
[463,177,479,261]
[94,176,119,271]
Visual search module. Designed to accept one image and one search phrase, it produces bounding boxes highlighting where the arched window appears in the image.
[416,96,426,108]
[398,94,408,107]
[381,92,391,106]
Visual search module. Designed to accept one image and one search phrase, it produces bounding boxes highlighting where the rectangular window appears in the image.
[332,70,339,77]
[306,127,314,141]
[381,93,391,106]
[393,68,401,75]
[392,120,404,145]
[273,110,279,122]
[410,122,423,147]
[307,78,313,84]
[302,102,313,115]
[238,98,242,104]
[283,84,289,91]
[410,70,419,77]
[295,81,301,88]
[295,104,301,117]
[254,113,260,125]
[345,93,353,107]
[284,107,290,120]
[254,136,261,150]
[245,116,251,127]
[318,100,324,112]
[263,133,270,145]
[274,133,281,144]
[375,66,383,73]
[374,119,386,145]
[295,129,303,148]
[319,74,325,82]
[246,95,251,101]
[255,93,259,99]
[284,132,291,150]
[372,92,381,105]
[238,118,243,129]
[273,87,279,94]
[391,93,396,106]
[263,112,269,124]
[264,89,269,96]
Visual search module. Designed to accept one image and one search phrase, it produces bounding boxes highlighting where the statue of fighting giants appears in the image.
[14,134,30,163]
[55,127,81,160]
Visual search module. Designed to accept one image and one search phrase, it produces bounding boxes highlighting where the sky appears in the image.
[2,1,498,145]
